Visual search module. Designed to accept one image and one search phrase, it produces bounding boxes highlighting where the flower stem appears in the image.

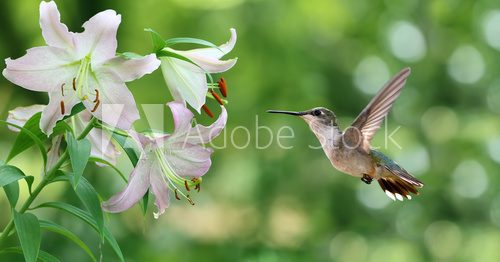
[0,117,96,247]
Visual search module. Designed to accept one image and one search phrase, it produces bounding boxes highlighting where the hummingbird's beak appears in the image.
[266,110,307,116]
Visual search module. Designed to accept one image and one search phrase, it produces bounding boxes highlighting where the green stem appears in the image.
[0,117,96,247]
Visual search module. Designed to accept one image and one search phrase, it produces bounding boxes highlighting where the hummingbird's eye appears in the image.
[313,109,322,116]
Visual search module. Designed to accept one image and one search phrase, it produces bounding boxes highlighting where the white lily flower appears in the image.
[2,1,160,135]
[160,28,237,112]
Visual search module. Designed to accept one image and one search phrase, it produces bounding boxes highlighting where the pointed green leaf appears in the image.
[88,157,127,182]
[0,164,34,197]
[1,118,48,167]
[66,132,91,187]
[112,134,139,166]
[144,28,166,52]
[5,113,46,161]
[164,37,220,50]
[156,49,200,67]
[39,220,97,262]
[13,211,40,262]
[140,190,149,215]
[4,182,19,207]
[33,202,124,262]
[0,165,25,187]
[0,247,60,262]
[67,174,104,240]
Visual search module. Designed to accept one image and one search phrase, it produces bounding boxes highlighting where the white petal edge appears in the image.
[39,1,74,49]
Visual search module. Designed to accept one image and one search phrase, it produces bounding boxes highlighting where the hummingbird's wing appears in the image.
[343,67,411,152]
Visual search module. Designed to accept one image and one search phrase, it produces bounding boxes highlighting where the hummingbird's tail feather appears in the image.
[377,166,423,201]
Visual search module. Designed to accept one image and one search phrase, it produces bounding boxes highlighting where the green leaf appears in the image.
[66,132,91,187]
[0,165,34,207]
[33,202,124,262]
[0,165,34,193]
[112,133,139,166]
[36,249,61,262]
[156,49,200,67]
[39,220,97,262]
[144,28,166,52]
[88,157,127,182]
[51,121,73,138]
[13,211,40,262]
[1,116,48,167]
[141,190,149,215]
[164,37,220,50]
[0,247,60,262]
[6,113,46,160]
[66,174,104,241]
[4,182,19,207]
[0,165,25,187]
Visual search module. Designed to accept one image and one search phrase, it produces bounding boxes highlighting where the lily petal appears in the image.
[88,128,120,164]
[85,71,140,130]
[102,156,152,213]
[100,54,160,82]
[75,10,120,67]
[7,105,45,132]
[149,164,170,219]
[40,90,79,136]
[39,1,74,50]
[182,28,237,59]
[173,51,237,73]
[76,110,120,164]
[171,28,237,73]
[3,46,79,92]
[185,106,227,144]
[160,57,207,113]
[167,102,194,134]
[46,136,62,171]
[164,142,213,178]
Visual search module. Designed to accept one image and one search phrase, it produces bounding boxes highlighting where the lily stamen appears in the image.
[61,83,65,96]
[186,195,195,205]
[184,180,190,191]
[202,104,214,118]
[72,77,76,91]
[210,90,224,105]
[60,101,65,114]
[93,89,99,103]
[91,99,100,112]
[218,78,227,97]
[174,189,181,200]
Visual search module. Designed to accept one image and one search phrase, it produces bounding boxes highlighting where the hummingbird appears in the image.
[267,67,423,201]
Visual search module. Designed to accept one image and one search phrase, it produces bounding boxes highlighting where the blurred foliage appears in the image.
[1,0,500,261]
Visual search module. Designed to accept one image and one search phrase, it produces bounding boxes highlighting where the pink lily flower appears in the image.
[102,102,227,218]
[2,1,160,135]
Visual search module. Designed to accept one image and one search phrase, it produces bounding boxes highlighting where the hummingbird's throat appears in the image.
[59,55,101,115]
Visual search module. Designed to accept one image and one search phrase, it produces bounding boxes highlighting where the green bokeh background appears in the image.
[1,0,500,261]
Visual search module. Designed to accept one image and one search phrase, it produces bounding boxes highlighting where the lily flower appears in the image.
[160,28,237,112]
[7,105,120,166]
[102,102,227,218]
[2,1,160,135]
